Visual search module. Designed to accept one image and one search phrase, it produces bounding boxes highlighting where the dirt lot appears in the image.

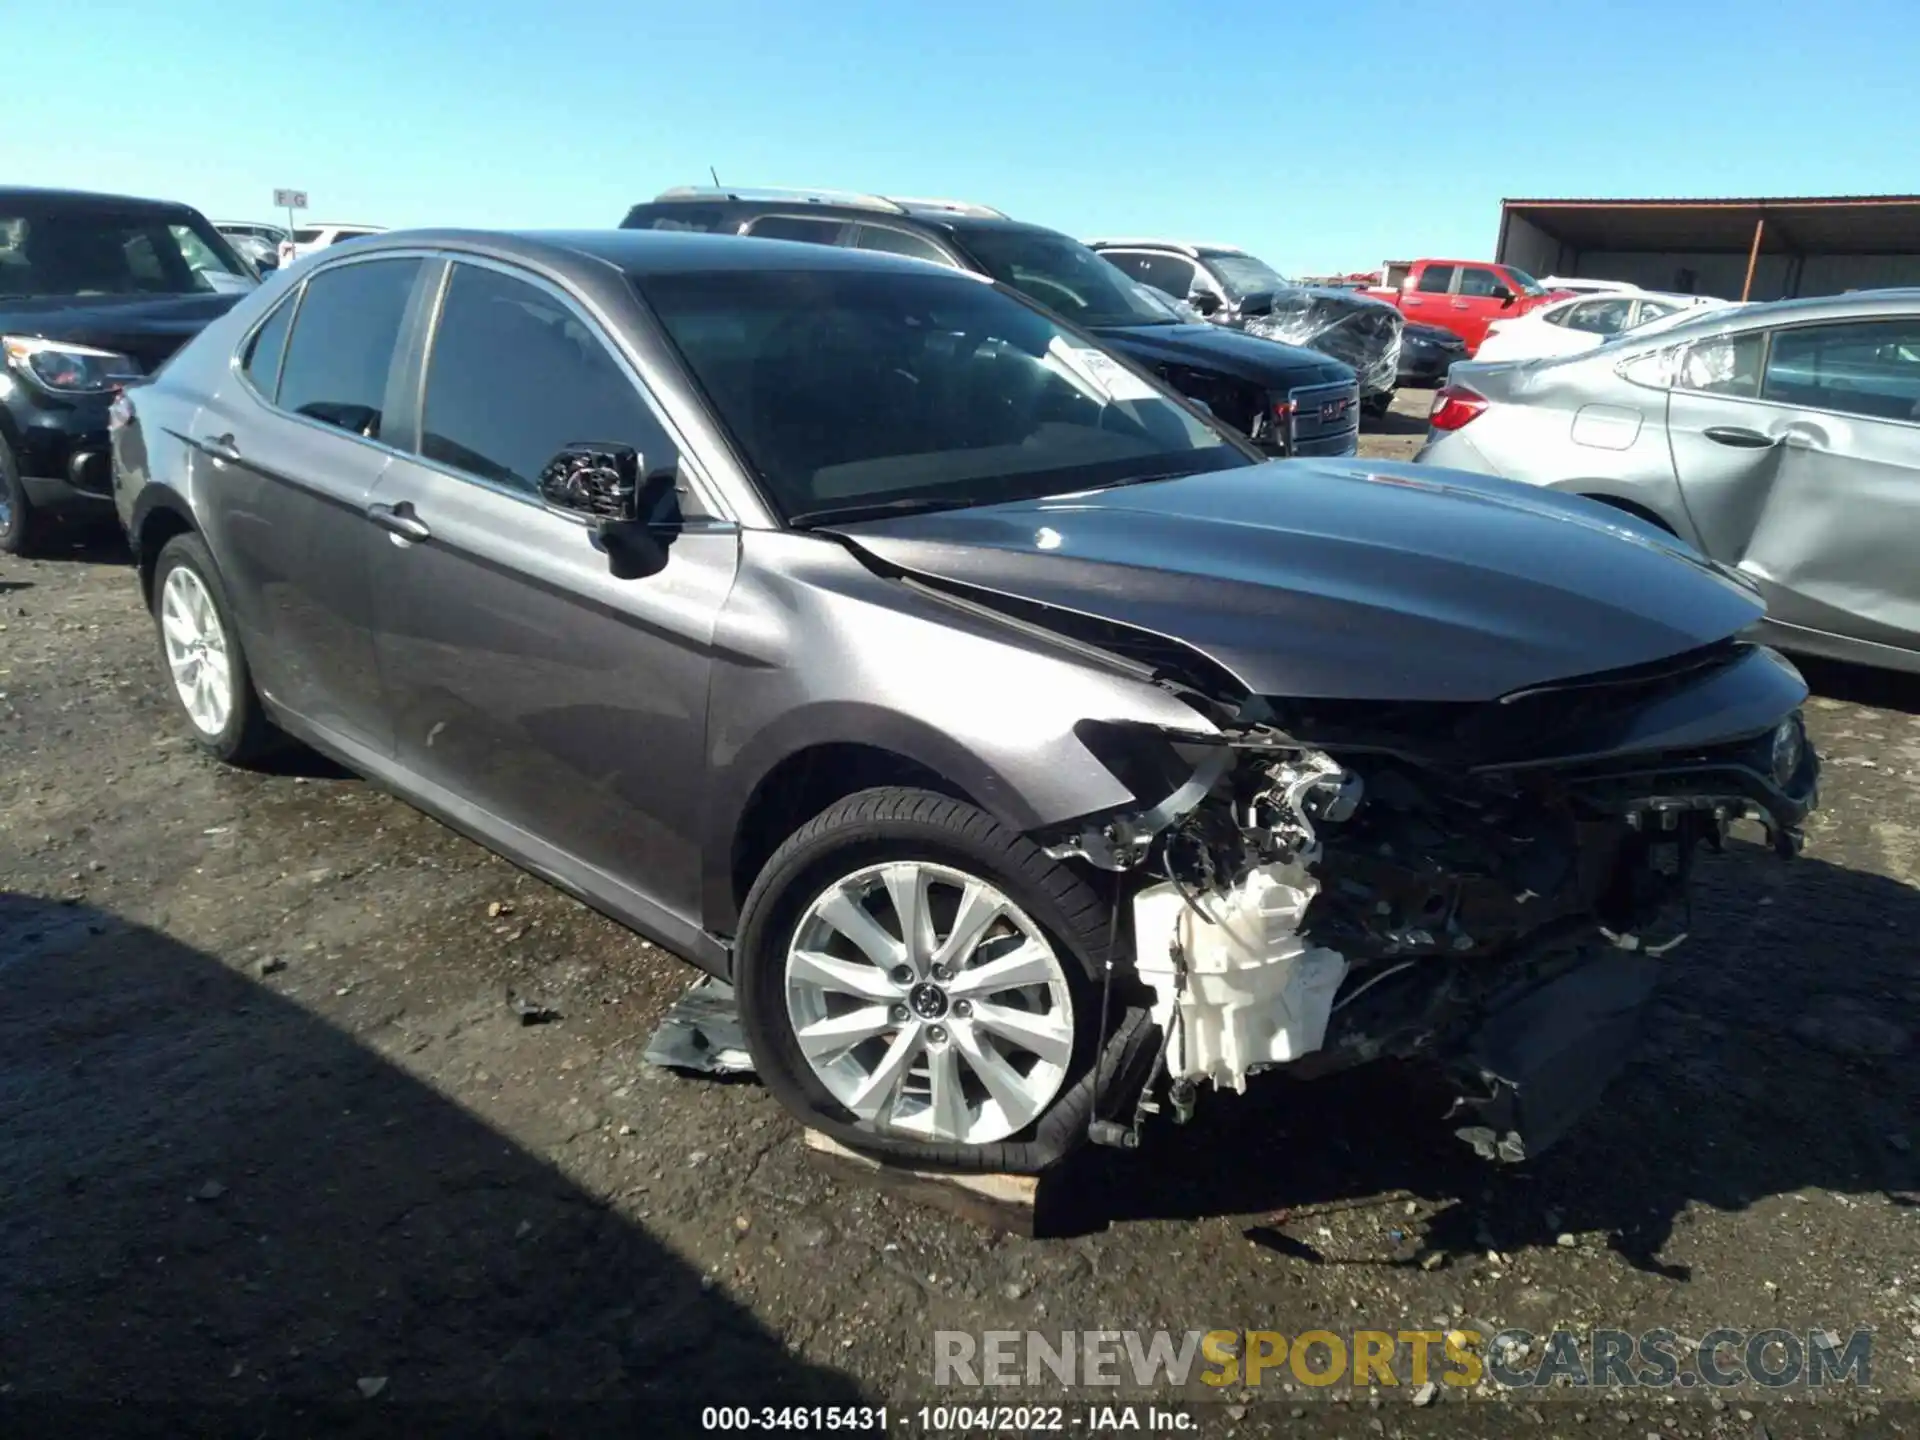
[3,390,1916,1438]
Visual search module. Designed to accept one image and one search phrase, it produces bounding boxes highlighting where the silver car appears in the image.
[1419,290,1920,674]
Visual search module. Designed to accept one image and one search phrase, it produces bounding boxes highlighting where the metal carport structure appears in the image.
[1496,195,1920,301]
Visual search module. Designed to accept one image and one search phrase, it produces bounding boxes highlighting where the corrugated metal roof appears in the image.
[1501,196,1920,256]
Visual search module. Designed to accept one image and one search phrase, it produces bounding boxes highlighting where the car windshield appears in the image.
[959,229,1178,328]
[636,266,1248,524]
[1207,253,1292,300]
[0,204,253,299]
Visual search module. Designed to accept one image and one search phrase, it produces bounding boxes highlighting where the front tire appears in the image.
[151,532,279,765]
[0,436,42,557]
[735,787,1142,1173]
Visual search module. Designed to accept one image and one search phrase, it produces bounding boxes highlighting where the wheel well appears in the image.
[135,505,196,607]
[1580,493,1677,536]
[730,744,965,908]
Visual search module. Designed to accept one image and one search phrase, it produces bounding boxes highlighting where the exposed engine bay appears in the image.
[1041,654,1820,1163]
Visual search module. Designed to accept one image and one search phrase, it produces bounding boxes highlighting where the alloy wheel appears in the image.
[159,566,233,737]
[784,861,1076,1145]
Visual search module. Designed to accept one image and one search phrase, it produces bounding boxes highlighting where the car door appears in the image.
[1399,262,1454,330]
[189,253,429,754]
[1737,317,1920,650]
[367,257,740,932]
[1454,266,1515,352]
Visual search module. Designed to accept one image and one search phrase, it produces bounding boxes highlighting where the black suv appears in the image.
[620,188,1360,457]
[1089,239,1405,416]
[0,188,256,555]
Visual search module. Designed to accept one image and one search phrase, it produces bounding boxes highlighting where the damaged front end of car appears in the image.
[1037,640,1820,1164]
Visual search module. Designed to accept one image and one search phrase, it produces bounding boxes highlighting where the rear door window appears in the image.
[274,257,422,438]
[743,215,844,245]
[1565,298,1635,335]
[1762,319,1920,423]
[419,263,670,495]
[1416,264,1455,294]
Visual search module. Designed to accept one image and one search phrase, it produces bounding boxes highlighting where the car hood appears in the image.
[830,459,1765,703]
[1089,321,1354,389]
[0,292,246,372]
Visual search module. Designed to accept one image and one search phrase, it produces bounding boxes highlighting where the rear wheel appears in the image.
[151,532,280,765]
[735,787,1142,1173]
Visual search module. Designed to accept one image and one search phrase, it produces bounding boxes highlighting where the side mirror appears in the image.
[538,443,642,524]
[1492,285,1516,306]
[1186,290,1222,317]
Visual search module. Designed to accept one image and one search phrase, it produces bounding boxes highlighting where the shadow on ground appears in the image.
[1057,840,1919,1268]
[1360,404,1427,438]
[1800,655,1920,716]
[0,894,866,1439]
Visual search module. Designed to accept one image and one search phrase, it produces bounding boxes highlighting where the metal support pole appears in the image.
[1741,215,1767,301]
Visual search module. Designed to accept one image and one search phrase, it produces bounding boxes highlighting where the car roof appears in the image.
[1086,238,1251,258]
[352,227,992,279]
[0,185,200,214]
[629,194,1069,243]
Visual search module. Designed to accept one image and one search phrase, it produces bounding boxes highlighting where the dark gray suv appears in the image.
[114,229,1819,1174]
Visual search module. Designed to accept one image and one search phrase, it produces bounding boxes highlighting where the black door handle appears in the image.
[1702,426,1779,449]
[199,433,242,464]
[367,501,431,543]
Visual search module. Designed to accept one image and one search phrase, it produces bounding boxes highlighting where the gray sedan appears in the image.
[111,228,1816,1174]
[1419,290,1920,674]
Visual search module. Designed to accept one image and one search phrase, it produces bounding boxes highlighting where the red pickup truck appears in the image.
[1362,259,1567,355]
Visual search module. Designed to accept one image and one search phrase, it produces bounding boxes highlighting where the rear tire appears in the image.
[151,532,280,765]
[0,437,42,557]
[735,786,1147,1173]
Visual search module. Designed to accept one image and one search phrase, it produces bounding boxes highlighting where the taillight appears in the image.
[1428,384,1487,431]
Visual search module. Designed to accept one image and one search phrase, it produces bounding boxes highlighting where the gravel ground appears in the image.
[2,389,1916,1438]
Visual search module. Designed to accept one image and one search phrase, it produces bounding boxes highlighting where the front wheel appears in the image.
[735,787,1143,1173]
[0,436,41,557]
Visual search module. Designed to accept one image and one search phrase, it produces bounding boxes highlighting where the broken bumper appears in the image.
[1449,951,1659,1163]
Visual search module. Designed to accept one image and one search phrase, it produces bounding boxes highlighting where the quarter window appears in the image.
[241,289,298,399]
[1416,265,1454,294]
[744,215,842,245]
[853,226,953,266]
[275,258,421,437]
[420,263,667,495]
[1763,319,1920,422]
[1677,331,1765,398]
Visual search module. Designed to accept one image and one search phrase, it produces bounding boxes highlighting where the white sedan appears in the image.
[1475,291,1722,363]
[275,222,387,267]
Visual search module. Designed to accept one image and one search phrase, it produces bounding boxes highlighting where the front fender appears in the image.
[697,530,1221,931]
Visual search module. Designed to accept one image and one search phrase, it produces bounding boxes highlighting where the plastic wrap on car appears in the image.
[1244,288,1405,396]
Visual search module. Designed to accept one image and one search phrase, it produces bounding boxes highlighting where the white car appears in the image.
[275,222,386,267]
[1475,291,1724,363]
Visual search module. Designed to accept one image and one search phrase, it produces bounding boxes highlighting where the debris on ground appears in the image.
[507,990,562,1026]
[642,977,754,1076]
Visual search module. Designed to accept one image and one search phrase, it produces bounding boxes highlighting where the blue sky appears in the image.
[9,0,1915,274]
